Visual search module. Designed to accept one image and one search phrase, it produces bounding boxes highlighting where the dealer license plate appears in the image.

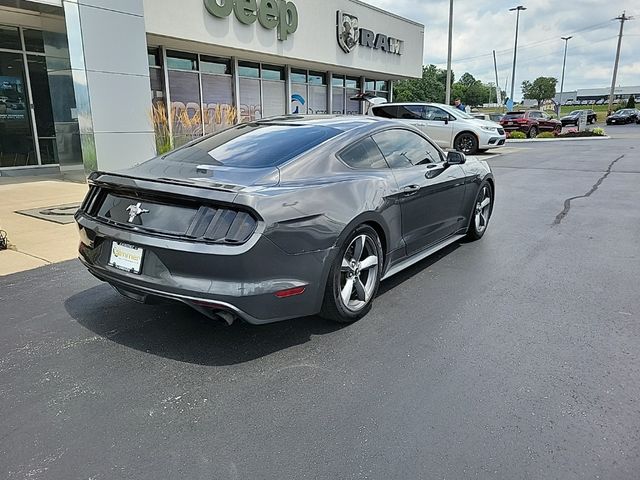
[108,241,144,274]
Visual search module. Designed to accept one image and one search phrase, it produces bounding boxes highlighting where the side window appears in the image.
[397,105,425,120]
[372,129,442,169]
[424,106,450,121]
[372,105,398,118]
[529,111,540,119]
[339,137,389,170]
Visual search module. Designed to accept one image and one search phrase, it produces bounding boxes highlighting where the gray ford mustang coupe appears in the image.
[76,116,494,325]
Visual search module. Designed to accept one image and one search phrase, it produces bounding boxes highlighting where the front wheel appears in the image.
[467,183,493,241]
[528,126,538,138]
[454,133,479,155]
[320,225,383,323]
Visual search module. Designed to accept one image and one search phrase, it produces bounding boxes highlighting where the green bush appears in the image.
[592,127,606,136]
[536,132,555,139]
[509,131,527,139]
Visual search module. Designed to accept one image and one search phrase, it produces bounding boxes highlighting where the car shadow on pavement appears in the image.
[378,242,461,295]
[64,284,344,366]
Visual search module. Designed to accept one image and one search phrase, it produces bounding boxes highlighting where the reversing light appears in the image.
[275,286,306,298]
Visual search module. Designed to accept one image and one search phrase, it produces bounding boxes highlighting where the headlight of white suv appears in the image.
[480,126,499,133]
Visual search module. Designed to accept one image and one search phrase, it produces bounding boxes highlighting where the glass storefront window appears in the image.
[346,77,359,89]
[291,69,306,84]
[202,74,234,134]
[365,80,375,92]
[147,47,161,68]
[23,29,45,53]
[27,55,57,164]
[332,87,345,114]
[308,85,327,114]
[332,75,345,87]
[291,83,307,114]
[263,80,285,117]
[262,64,284,81]
[201,56,230,75]
[0,51,36,167]
[238,61,260,78]
[308,71,326,85]
[168,70,201,146]
[166,51,197,71]
[376,80,388,92]
[239,77,261,121]
[0,25,20,50]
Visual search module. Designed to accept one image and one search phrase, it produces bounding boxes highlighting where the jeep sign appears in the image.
[204,0,298,41]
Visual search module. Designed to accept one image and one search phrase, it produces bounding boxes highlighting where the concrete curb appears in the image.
[506,136,611,144]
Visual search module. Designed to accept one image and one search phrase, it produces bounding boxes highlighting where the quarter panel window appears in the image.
[397,105,425,120]
[373,129,441,168]
[339,137,388,170]
[372,105,398,118]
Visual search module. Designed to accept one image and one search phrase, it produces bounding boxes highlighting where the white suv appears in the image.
[369,102,506,155]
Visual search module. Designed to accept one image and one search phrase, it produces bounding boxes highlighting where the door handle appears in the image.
[402,185,420,196]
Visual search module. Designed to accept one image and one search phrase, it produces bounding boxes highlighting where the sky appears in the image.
[366,0,639,100]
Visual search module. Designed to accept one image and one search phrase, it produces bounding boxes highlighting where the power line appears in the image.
[441,20,614,65]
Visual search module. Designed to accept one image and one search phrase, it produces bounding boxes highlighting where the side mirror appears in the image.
[447,151,466,165]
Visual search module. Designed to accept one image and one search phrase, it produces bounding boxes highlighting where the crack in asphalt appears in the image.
[553,154,625,226]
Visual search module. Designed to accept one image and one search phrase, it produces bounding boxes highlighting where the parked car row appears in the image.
[368,102,506,155]
[499,110,562,138]
[606,108,640,125]
[560,109,597,126]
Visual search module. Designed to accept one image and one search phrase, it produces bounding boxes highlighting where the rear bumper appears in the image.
[76,213,336,324]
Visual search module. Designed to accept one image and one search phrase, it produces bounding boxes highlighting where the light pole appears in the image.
[509,5,526,105]
[445,0,454,105]
[559,36,572,114]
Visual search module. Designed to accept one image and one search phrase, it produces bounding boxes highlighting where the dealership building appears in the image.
[0,0,424,176]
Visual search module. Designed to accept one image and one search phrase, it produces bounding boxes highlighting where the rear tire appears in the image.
[528,126,538,138]
[467,182,493,241]
[320,225,383,323]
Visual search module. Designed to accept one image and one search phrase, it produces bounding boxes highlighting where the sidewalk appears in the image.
[0,177,87,276]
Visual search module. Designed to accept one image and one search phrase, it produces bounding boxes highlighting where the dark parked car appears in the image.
[560,109,597,126]
[76,116,494,325]
[606,108,640,125]
[500,110,562,137]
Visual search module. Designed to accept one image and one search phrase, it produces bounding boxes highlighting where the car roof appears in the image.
[256,115,387,132]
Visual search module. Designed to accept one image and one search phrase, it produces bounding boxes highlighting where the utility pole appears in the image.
[607,12,633,115]
[445,0,454,105]
[493,50,502,107]
[559,36,572,115]
[509,6,526,105]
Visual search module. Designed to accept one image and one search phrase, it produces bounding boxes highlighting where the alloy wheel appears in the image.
[474,185,491,234]
[456,134,476,154]
[339,234,380,312]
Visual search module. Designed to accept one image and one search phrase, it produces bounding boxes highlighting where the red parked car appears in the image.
[500,110,562,138]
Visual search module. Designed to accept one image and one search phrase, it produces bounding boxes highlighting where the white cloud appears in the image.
[366,0,639,99]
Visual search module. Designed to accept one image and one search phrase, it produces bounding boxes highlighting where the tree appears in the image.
[393,65,449,103]
[521,77,558,107]
[626,95,636,108]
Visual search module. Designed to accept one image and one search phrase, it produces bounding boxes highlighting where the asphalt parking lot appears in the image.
[2,124,640,479]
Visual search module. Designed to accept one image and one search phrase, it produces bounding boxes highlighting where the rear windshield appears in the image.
[164,123,341,168]
[617,109,634,115]
[504,112,525,119]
